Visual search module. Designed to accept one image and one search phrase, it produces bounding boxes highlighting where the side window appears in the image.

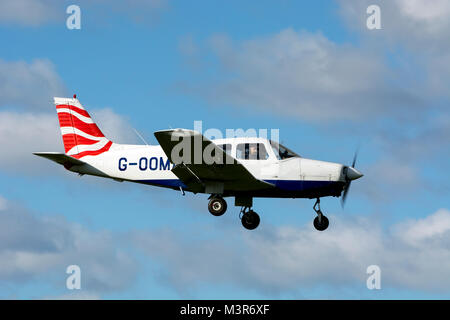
[218,144,232,156]
[236,144,245,159]
[236,143,268,160]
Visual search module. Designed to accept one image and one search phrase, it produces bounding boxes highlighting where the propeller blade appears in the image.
[341,146,360,208]
[341,181,351,208]
[351,148,359,168]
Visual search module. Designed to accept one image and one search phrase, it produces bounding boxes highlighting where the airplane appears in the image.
[34,96,363,231]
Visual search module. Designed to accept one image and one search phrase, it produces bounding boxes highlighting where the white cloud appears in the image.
[338,0,450,46]
[377,115,450,161]
[359,159,420,202]
[182,29,420,122]
[370,115,450,196]
[394,209,450,247]
[396,0,450,22]
[133,208,450,295]
[338,0,450,100]
[391,0,450,39]
[0,111,61,171]
[0,196,7,210]
[0,108,137,174]
[0,197,138,294]
[0,57,138,175]
[0,0,60,26]
[0,59,65,110]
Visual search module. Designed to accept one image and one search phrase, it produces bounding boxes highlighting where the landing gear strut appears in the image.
[313,198,329,231]
[208,196,227,216]
[240,207,260,230]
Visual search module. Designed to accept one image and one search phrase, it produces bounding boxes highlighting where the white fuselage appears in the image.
[69,137,346,198]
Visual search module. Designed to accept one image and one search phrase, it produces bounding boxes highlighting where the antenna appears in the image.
[133,128,149,146]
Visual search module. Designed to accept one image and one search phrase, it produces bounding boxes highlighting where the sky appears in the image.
[0,0,449,299]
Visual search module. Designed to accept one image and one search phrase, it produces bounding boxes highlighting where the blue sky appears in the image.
[0,0,449,299]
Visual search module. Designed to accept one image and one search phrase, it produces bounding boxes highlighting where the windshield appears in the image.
[270,140,300,160]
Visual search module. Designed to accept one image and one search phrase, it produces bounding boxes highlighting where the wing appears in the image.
[154,129,274,193]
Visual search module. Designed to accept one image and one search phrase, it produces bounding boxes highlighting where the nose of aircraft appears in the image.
[346,167,363,180]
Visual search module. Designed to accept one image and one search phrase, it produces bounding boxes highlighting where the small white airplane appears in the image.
[34,96,363,231]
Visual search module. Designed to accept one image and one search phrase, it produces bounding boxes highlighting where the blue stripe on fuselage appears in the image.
[137,179,337,192]
[264,180,336,191]
[138,179,187,189]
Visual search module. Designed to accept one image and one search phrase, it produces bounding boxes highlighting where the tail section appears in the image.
[55,96,113,159]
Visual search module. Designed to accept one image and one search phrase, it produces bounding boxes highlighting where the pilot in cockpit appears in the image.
[248,145,258,160]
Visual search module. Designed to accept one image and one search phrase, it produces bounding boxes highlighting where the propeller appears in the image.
[341,148,363,208]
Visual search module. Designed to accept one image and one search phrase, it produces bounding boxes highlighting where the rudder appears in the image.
[54,96,113,159]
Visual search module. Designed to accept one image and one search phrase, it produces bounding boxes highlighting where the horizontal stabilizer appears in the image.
[33,152,86,167]
[34,152,111,178]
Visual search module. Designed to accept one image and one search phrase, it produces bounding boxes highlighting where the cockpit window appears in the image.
[236,143,269,160]
[270,140,300,160]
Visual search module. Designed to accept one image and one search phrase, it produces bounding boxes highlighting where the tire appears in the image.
[241,211,260,230]
[313,215,329,231]
[208,197,227,216]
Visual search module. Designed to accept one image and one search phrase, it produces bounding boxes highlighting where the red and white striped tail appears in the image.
[54,96,113,159]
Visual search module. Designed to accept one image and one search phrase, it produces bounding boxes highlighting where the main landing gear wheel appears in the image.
[208,197,227,216]
[241,208,260,230]
[313,198,329,231]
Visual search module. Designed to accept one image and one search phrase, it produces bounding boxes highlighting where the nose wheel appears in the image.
[240,207,260,230]
[313,198,329,231]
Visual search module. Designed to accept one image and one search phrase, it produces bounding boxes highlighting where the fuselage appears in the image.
[67,137,347,199]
